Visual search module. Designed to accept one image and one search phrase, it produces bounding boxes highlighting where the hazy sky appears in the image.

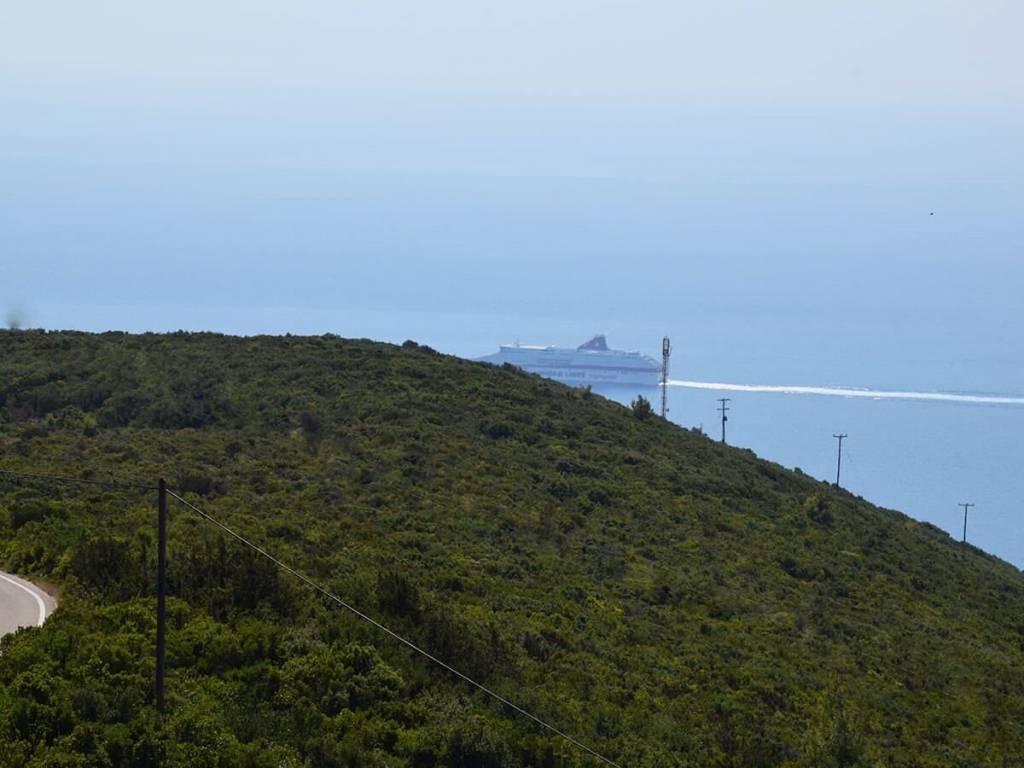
[2,1,1022,330]
[3,1,1022,106]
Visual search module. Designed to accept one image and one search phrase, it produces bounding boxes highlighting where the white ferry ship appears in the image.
[478,335,660,387]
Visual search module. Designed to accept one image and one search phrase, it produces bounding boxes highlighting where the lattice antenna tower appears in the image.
[661,336,671,418]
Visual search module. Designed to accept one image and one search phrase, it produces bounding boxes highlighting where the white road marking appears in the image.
[0,572,47,627]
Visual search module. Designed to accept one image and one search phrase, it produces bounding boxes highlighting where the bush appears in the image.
[70,536,144,599]
[8,498,67,529]
[377,571,420,619]
[443,716,518,768]
[804,493,834,527]
[630,395,653,420]
[480,422,513,439]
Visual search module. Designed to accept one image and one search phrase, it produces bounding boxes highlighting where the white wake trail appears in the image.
[667,380,1024,406]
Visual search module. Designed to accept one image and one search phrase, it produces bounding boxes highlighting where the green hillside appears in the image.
[1,330,1022,767]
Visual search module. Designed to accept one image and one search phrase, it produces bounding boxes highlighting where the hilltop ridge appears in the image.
[1,330,1022,767]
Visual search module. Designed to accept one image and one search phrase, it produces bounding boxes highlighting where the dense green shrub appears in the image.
[1,329,1022,766]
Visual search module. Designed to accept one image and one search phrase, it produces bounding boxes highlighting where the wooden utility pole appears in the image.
[156,478,167,712]
[717,398,730,444]
[959,502,975,543]
[832,434,847,487]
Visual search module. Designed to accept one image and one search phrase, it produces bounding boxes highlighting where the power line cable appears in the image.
[165,488,626,768]
[0,467,155,492]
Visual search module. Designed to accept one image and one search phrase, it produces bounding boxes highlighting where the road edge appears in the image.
[0,571,57,629]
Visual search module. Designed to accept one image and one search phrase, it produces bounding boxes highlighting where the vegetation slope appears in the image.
[1,330,1022,768]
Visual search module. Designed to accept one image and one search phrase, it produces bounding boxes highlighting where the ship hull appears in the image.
[478,343,661,387]
[501,363,658,387]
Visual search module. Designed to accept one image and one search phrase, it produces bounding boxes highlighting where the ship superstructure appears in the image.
[478,335,660,387]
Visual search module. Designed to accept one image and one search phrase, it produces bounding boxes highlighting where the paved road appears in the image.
[0,571,56,637]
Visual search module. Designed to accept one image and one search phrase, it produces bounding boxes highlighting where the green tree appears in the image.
[630,395,653,420]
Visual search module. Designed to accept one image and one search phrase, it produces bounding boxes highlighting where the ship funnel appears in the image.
[577,335,609,351]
